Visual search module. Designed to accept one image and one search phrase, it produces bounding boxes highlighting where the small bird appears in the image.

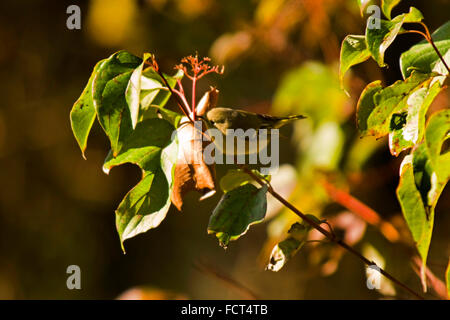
[204,107,306,134]
[200,107,306,155]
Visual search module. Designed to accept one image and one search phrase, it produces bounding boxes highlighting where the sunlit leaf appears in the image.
[126,53,152,129]
[220,169,253,193]
[139,68,184,110]
[366,7,423,67]
[357,0,375,17]
[70,59,106,158]
[219,169,270,193]
[267,222,311,272]
[357,71,443,155]
[117,137,178,252]
[397,143,447,289]
[103,118,175,173]
[101,118,178,251]
[356,80,382,135]
[339,35,371,90]
[388,81,442,156]
[400,21,450,79]
[425,109,450,183]
[267,238,305,272]
[208,184,268,248]
[381,0,401,19]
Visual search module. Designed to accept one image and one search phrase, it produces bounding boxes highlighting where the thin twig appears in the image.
[194,260,260,300]
[239,165,425,300]
[192,76,197,120]
[405,24,450,74]
[154,67,193,122]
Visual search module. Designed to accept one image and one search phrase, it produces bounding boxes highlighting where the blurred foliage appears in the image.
[0,0,448,299]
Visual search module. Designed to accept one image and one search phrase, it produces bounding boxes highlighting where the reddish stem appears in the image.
[192,76,197,120]
[405,24,450,75]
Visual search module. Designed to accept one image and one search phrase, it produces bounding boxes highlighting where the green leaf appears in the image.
[267,237,305,272]
[425,109,450,181]
[70,59,105,159]
[339,35,371,89]
[220,169,254,193]
[208,184,268,248]
[126,55,183,129]
[115,169,170,252]
[99,71,135,156]
[92,51,142,155]
[126,53,152,129]
[93,51,142,108]
[397,143,447,289]
[143,107,184,128]
[400,21,450,79]
[140,68,184,110]
[366,7,423,67]
[102,117,178,251]
[219,169,270,193]
[267,222,312,272]
[357,0,376,17]
[356,71,443,155]
[356,80,383,134]
[381,0,401,20]
[103,118,176,173]
[116,136,178,252]
[388,81,442,156]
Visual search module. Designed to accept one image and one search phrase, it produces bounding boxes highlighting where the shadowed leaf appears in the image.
[92,51,142,155]
[70,59,106,158]
[208,184,268,248]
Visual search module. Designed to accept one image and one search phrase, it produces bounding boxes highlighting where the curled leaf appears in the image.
[196,87,219,116]
[381,0,401,20]
[267,221,312,272]
[171,117,216,211]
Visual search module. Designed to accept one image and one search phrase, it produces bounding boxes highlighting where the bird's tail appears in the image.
[273,114,306,128]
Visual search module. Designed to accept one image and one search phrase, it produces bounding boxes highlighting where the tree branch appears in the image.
[239,165,425,300]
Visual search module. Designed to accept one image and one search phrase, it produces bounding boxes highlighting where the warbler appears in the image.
[200,107,306,155]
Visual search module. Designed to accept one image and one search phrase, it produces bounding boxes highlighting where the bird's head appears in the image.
[200,108,231,134]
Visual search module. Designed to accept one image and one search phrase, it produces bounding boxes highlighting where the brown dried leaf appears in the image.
[171,117,216,211]
[196,86,219,116]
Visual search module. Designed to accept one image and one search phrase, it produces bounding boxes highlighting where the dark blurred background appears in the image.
[0,0,448,299]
